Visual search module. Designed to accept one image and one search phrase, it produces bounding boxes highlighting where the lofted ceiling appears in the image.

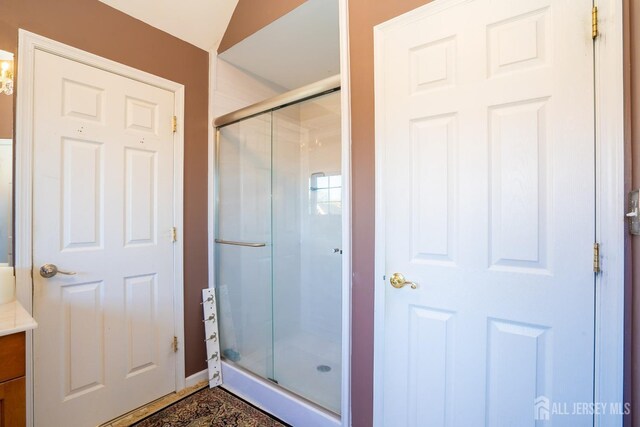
[98,0,239,51]
[99,0,340,90]
[219,0,339,90]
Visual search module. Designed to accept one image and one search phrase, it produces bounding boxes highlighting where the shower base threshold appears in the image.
[220,361,341,427]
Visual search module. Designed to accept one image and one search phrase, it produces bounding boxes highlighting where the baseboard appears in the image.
[185,369,208,388]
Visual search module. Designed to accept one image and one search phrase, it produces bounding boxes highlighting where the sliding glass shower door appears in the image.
[216,90,342,414]
[216,111,273,381]
[271,92,342,413]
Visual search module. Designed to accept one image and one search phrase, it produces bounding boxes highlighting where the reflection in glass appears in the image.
[0,50,13,266]
[0,139,11,265]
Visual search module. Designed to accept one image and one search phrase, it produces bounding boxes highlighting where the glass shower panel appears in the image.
[272,91,342,414]
[216,112,273,381]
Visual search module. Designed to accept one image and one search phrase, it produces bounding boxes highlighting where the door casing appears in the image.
[15,29,186,427]
[373,0,625,425]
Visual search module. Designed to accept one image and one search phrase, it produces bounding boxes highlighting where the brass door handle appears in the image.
[389,273,417,289]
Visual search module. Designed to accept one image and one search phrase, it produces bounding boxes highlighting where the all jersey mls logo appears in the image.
[534,396,631,420]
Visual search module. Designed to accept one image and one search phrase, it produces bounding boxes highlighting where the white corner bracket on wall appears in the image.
[15,29,187,427]
[202,288,223,387]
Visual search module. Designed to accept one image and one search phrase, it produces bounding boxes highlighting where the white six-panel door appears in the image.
[375,0,595,425]
[32,49,176,426]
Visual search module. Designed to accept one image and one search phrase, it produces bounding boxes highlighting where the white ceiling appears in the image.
[98,0,238,51]
[219,0,340,90]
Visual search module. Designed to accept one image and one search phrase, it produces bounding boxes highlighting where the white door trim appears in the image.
[338,0,353,423]
[593,1,625,425]
[15,29,186,427]
[373,1,625,426]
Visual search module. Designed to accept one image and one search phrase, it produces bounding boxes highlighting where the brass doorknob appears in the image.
[389,273,417,289]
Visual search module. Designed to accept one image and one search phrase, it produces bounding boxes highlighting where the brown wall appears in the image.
[0,0,210,376]
[347,1,432,425]
[218,0,306,53]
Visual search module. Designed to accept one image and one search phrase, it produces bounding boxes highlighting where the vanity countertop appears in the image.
[0,300,37,337]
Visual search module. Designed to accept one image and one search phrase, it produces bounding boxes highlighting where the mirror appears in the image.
[0,50,14,266]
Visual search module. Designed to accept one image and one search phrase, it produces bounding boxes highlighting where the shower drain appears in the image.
[316,365,332,373]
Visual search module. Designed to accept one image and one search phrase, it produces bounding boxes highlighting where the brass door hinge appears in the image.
[593,242,601,273]
[592,6,598,39]
[172,336,179,353]
[171,227,177,243]
[172,116,177,133]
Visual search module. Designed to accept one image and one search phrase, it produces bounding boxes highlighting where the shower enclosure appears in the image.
[214,78,342,418]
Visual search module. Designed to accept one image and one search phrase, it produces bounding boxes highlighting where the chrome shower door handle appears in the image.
[39,263,76,278]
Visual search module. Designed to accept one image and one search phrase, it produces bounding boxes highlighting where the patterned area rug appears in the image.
[133,387,288,427]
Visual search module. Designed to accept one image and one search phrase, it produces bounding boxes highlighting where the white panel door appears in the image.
[32,50,176,427]
[376,0,595,426]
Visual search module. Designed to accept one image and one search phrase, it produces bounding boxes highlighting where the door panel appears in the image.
[62,138,103,250]
[33,49,176,427]
[410,114,456,265]
[489,99,548,271]
[377,0,595,425]
[125,274,159,377]
[125,148,157,245]
[62,281,105,398]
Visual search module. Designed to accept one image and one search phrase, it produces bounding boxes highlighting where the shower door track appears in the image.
[213,74,340,128]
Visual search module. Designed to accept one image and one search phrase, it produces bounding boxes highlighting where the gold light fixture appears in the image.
[1,61,13,96]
